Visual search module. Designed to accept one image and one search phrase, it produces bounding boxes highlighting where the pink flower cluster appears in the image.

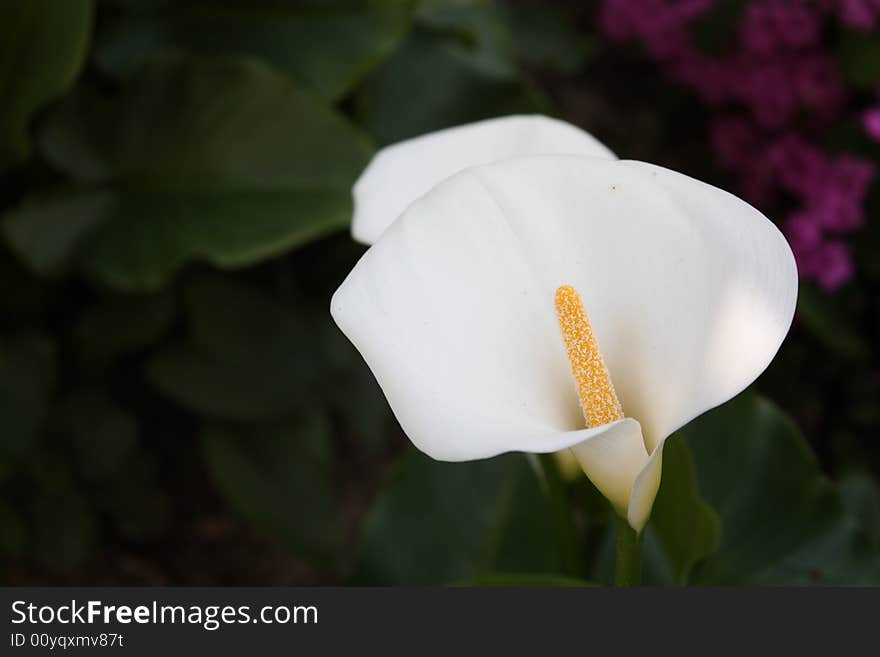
[769,134,873,288]
[824,0,880,30]
[599,0,878,290]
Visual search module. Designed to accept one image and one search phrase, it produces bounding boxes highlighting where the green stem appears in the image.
[614,515,643,587]
[536,453,583,577]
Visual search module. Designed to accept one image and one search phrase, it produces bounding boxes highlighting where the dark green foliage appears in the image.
[0,0,877,586]
[0,0,93,170]
[5,53,372,289]
[354,450,568,585]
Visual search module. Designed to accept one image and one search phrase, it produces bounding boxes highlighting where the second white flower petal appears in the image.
[352,115,616,244]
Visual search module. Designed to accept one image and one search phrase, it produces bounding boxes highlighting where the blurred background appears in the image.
[1,0,878,586]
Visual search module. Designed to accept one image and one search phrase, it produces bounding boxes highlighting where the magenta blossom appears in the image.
[830,0,880,30]
[741,0,821,53]
[599,0,875,291]
[802,240,856,290]
[767,135,829,197]
[710,115,761,170]
[793,54,846,118]
[862,106,880,140]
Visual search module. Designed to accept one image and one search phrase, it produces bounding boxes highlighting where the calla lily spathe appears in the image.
[332,115,798,532]
[351,115,616,245]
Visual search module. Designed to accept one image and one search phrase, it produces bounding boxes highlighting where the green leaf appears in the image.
[73,291,175,370]
[4,53,372,290]
[504,6,595,74]
[0,244,50,324]
[690,0,747,57]
[643,435,721,586]
[0,500,26,559]
[840,473,880,548]
[95,454,168,542]
[28,483,96,571]
[796,284,870,360]
[750,512,880,585]
[1,190,109,276]
[322,308,399,457]
[416,2,516,75]
[147,277,326,421]
[458,573,595,587]
[327,355,397,458]
[356,29,541,145]
[681,393,877,585]
[0,334,55,479]
[54,391,138,480]
[354,449,568,585]
[837,30,880,90]
[753,474,880,586]
[95,0,413,102]
[201,414,339,565]
[45,390,168,541]
[0,0,93,170]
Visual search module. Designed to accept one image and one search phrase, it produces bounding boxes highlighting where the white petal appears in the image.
[627,441,664,533]
[332,155,796,472]
[334,170,600,461]
[617,160,798,451]
[351,115,615,245]
[570,418,649,518]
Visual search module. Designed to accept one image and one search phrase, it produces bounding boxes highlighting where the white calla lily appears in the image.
[333,119,797,533]
[351,115,615,244]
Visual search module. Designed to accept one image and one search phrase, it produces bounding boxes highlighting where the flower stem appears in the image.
[614,515,643,587]
[536,453,583,577]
